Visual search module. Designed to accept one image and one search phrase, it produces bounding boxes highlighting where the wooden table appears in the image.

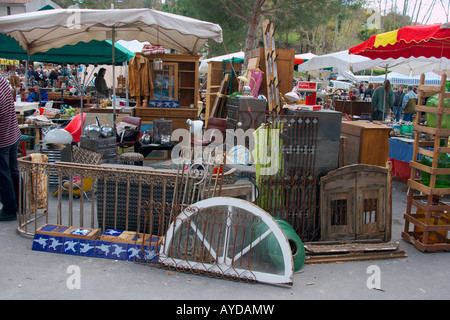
[47,92,92,107]
[19,124,58,145]
[131,107,198,132]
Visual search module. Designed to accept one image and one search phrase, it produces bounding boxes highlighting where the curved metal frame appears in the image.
[160,197,294,286]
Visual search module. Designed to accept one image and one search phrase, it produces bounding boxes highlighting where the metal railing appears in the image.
[17,147,224,238]
[17,151,295,285]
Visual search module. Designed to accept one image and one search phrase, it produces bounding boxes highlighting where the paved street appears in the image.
[0,179,448,300]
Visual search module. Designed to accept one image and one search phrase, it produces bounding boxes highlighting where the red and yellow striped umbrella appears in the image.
[349,23,450,60]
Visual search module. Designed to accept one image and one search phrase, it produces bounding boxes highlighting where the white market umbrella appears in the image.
[0,8,223,55]
[297,50,374,74]
[351,56,450,77]
[0,8,223,133]
[199,51,245,73]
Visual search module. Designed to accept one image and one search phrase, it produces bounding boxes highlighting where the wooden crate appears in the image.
[36,224,100,240]
[100,229,161,245]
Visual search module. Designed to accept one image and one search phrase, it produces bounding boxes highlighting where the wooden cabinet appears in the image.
[341,121,391,167]
[152,62,178,101]
[247,48,294,100]
[144,53,200,108]
[320,164,391,242]
[128,54,200,133]
[131,107,198,131]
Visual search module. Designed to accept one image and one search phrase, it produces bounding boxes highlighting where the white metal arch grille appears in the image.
[160,197,294,286]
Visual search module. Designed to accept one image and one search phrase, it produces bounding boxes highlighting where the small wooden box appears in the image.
[36,224,100,240]
[100,229,160,245]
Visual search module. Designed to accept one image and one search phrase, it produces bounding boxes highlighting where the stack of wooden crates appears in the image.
[402,73,450,252]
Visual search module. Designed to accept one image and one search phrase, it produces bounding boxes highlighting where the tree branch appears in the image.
[218,0,252,23]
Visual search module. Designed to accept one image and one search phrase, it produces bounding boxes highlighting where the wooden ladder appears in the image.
[402,73,450,252]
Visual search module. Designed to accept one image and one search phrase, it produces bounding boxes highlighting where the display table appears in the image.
[15,102,39,115]
[19,124,58,145]
[47,92,92,107]
[388,137,431,182]
[388,138,413,182]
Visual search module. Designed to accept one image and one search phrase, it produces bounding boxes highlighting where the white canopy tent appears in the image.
[0,8,223,133]
[369,71,444,85]
[0,8,223,56]
[298,50,450,80]
[116,40,149,54]
[297,50,374,74]
[295,52,317,61]
[199,51,245,73]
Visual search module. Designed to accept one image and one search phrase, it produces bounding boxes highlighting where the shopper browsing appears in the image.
[402,85,418,122]
[0,77,21,221]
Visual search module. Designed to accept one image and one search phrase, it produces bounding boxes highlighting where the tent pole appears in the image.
[112,26,116,136]
[124,61,129,107]
[79,66,84,137]
[383,65,388,121]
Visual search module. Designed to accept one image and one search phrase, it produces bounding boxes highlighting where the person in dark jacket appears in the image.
[393,85,405,122]
[48,69,59,87]
[27,85,48,106]
[363,83,374,100]
[371,80,394,121]
[95,68,109,98]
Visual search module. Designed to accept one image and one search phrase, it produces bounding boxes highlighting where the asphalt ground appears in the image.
[0,178,448,302]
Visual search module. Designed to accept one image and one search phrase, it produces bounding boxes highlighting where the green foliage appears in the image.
[161,0,247,57]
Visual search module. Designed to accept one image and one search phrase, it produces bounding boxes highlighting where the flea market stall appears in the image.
[4,12,450,287]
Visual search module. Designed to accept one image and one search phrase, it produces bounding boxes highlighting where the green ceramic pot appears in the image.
[253,217,305,272]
